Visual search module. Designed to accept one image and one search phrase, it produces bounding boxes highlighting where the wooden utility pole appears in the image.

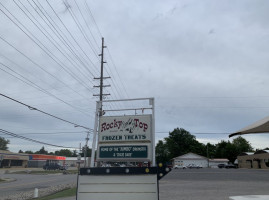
[94,37,110,115]
[100,37,105,105]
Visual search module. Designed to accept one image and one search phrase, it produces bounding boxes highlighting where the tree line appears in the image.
[0,127,260,162]
[0,136,91,157]
[156,128,254,164]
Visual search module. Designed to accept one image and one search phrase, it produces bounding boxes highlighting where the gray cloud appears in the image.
[0,0,269,153]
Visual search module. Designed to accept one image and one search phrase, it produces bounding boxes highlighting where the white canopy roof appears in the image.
[229,116,269,137]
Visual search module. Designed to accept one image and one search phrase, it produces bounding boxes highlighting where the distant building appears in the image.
[0,150,29,168]
[238,150,269,169]
[28,154,66,168]
[65,157,90,167]
[0,151,73,168]
[172,152,209,168]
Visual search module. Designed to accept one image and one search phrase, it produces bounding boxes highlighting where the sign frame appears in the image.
[91,98,156,166]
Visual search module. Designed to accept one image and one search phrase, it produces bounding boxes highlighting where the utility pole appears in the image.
[84,131,90,167]
[94,37,110,115]
[92,38,110,167]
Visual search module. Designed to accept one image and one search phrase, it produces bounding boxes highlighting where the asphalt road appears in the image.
[159,168,269,200]
[0,172,77,197]
[1,168,269,200]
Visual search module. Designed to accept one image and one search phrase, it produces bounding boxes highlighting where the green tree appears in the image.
[232,136,253,153]
[205,143,217,159]
[155,140,169,164]
[35,146,48,154]
[55,149,73,157]
[72,150,78,157]
[18,150,24,153]
[215,137,253,163]
[81,146,92,157]
[24,150,34,154]
[164,128,205,160]
[0,137,9,150]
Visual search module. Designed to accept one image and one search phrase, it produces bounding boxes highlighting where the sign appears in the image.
[99,115,152,143]
[77,173,158,200]
[99,145,147,158]
[97,115,153,161]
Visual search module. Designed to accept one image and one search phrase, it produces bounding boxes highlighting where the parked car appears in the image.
[43,163,66,170]
[174,165,186,169]
[187,164,202,169]
[218,164,226,168]
[225,164,237,169]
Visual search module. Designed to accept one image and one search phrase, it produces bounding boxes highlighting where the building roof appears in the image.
[0,150,29,160]
[238,152,255,156]
[254,150,269,155]
[173,152,208,160]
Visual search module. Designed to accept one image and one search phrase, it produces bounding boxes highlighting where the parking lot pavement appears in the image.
[3,167,268,200]
[159,168,269,200]
[53,168,269,200]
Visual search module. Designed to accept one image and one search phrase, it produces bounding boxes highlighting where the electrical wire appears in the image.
[0,131,89,136]
[73,0,100,49]
[45,0,100,75]
[82,1,131,101]
[82,1,130,103]
[0,93,93,131]
[0,129,78,149]
[106,48,130,99]
[0,36,91,102]
[63,1,99,58]
[84,0,103,37]
[13,0,95,86]
[0,61,92,118]
[28,0,100,78]
[0,2,93,93]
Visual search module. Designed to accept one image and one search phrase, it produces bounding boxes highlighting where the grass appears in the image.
[33,187,76,200]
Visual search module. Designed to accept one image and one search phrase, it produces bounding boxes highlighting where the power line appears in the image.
[0,36,91,102]
[84,0,103,37]
[0,2,93,93]
[82,1,130,100]
[0,61,92,118]
[45,0,100,75]
[13,0,95,86]
[0,93,92,131]
[0,131,88,136]
[28,0,99,78]
[27,0,98,80]
[63,1,99,58]
[73,0,100,49]
[106,48,130,99]
[0,129,78,149]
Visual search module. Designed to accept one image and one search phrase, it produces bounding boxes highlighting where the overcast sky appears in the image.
[1,0,269,153]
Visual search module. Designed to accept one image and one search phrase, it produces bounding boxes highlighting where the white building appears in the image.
[65,157,91,167]
[172,152,209,168]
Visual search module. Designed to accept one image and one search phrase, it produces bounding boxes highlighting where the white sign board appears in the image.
[97,115,153,161]
[99,115,152,143]
[77,174,158,200]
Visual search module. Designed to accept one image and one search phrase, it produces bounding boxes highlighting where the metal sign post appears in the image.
[78,98,169,200]
[90,101,101,167]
